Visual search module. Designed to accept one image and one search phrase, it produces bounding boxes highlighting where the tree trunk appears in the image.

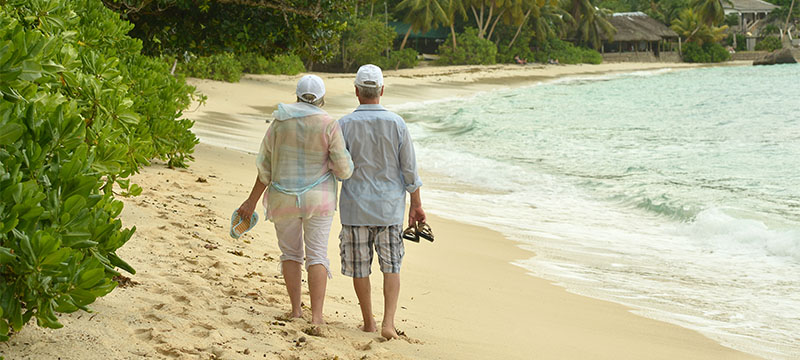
[370,0,374,18]
[450,22,458,50]
[508,8,533,48]
[481,1,496,38]
[400,27,412,50]
[487,8,505,41]
[784,0,797,42]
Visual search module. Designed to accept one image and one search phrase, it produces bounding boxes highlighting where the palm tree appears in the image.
[691,0,726,26]
[568,0,616,49]
[671,8,728,44]
[525,0,572,46]
[507,0,537,48]
[396,0,446,49]
[438,0,468,50]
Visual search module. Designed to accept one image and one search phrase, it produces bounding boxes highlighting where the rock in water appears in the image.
[754,48,798,65]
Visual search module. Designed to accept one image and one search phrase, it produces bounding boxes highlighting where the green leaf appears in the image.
[69,289,96,307]
[41,248,70,267]
[108,252,135,274]
[0,247,14,265]
[0,123,24,146]
[78,268,105,289]
[19,60,43,82]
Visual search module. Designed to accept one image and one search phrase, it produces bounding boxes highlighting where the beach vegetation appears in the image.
[566,0,618,49]
[0,0,198,340]
[177,52,244,82]
[436,27,498,65]
[725,33,748,51]
[395,0,449,50]
[755,35,783,51]
[376,48,421,70]
[240,53,306,76]
[341,19,398,71]
[103,0,350,69]
[534,38,604,64]
[671,8,728,45]
[724,13,740,26]
[681,41,731,62]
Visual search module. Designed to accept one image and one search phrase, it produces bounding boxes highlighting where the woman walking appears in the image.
[237,75,353,324]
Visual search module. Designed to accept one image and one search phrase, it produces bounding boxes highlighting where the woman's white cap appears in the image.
[296,75,326,102]
[355,64,383,88]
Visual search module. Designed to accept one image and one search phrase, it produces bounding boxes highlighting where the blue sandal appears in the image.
[230,210,258,239]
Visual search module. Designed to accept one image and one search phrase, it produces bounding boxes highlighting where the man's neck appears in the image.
[358,98,381,105]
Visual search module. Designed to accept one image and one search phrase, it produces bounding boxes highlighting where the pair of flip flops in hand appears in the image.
[230,210,258,239]
[402,221,434,243]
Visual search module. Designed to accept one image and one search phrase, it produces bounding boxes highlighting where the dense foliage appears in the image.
[535,38,604,64]
[341,19,398,71]
[105,0,350,68]
[177,53,244,82]
[681,41,731,62]
[239,53,306,75]
[755,35,783,51]
[436,27,497,65]
[0,0,198,340]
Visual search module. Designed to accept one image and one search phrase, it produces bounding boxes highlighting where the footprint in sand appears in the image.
[172,294,191,304]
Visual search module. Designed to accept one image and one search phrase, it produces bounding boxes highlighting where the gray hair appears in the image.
[356,84,381,99]
[297,94,325,107]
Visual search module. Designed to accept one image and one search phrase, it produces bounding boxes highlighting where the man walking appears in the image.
[338,64,425,340]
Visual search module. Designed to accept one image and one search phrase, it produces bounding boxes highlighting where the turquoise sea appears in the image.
[399,64,800,359]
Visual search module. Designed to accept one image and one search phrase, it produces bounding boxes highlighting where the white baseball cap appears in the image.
[354,64,384,88]
[296,75,325,102]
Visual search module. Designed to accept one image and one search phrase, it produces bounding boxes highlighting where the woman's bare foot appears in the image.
[360,320,377,333]
[311,315,325,325]
[290,310,302,319]
[381,326,400,340]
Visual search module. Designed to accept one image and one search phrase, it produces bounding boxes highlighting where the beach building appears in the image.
[601,12,680,62]
[389,21,448,55]
[723,0,779,33]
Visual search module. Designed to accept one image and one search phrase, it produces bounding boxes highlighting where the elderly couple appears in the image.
[237,64,425,340]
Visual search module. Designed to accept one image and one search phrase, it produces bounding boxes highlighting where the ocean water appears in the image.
[398,64,800,359]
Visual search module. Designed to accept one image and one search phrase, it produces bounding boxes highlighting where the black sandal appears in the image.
[417,221,434,242]
[402,224,419,242]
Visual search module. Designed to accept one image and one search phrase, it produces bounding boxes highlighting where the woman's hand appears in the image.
[237,198,257,219]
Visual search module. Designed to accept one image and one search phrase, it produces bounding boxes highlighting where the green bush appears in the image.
[238,53,305,75]
[0,0,198,340]
[238,52,270,74]
[179,52,243,82]
[436,28,497,65]
[763,24,780,35]
[341,19,396,71]
[263,54,305,75]
[497,31,535,64]
[725,34,747,51]
[725,13,740,27]
[531,38,603,64]
[755,36,783,51]
[682,42,731,62]
[373,48,419,70]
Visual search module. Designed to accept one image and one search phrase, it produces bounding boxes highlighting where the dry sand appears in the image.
[1,62,760,360]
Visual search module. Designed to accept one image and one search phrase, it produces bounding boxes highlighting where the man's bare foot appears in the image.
[381,326,400,340]
[290,310,302,319]
[360,320,377,333]
[311,316,325,325]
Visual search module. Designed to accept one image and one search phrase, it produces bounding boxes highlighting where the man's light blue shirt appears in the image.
[338,104,422,226]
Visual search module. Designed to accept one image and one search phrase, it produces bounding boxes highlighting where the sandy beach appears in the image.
[0,62,762,360]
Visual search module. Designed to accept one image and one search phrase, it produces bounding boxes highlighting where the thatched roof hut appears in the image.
[605,12,678,42]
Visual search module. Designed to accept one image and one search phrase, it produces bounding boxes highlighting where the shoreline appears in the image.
[0,61,763,359]
[185,61,760,358]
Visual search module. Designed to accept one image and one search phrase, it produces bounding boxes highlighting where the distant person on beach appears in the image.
[237,74,353,325]
[514,55,527,65]
[338,64,426,340]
